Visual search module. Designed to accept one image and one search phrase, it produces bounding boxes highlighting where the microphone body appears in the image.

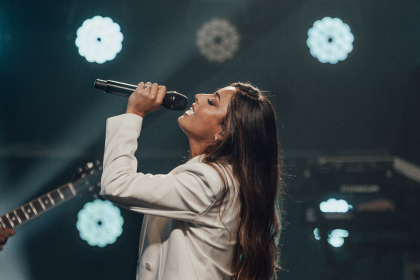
[94,79,188,110]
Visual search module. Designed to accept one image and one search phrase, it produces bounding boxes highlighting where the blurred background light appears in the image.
[328,236,345,247]
[327,229,349,248]
[330,229,349,238]
[196,19,240,63]
[76,199,124,247]
[75,16,123,64]
[314,228,349,248]
[319,198,352,213]
[314,228,321,240]
[306,17,354,64]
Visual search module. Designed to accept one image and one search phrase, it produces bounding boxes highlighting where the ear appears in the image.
[214,130,225,141]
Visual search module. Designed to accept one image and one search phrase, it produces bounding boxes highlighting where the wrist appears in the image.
[126,108,146,118]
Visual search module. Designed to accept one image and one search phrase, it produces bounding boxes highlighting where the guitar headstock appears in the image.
[72,160,103,198]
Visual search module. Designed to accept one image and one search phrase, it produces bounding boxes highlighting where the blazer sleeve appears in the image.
[100,113,222,223]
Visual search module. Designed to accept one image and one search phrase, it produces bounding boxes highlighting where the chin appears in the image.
[179,117,197,142]
[178,115,185,126]
[178,116,188,134]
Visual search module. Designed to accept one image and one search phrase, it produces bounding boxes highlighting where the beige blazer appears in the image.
[100,113,239,280]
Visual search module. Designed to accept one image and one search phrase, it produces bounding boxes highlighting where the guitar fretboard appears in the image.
[0,183,76,229]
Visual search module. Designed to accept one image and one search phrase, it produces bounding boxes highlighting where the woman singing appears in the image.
[101,81,283,280]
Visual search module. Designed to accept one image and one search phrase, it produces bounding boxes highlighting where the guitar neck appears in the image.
[0,183,77,229]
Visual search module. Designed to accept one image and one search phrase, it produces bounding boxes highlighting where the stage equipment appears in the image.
[77,199,124,247]
[299,156,420,280]
[196,19,240,63]
[307,17,354,64]
[75,16,123,64]
[94,79,188,110]
[301,156,420,232]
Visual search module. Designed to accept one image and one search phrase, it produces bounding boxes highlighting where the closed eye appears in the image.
[208,99,215,106]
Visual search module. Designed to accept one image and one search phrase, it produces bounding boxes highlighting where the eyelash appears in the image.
[208,99,215,106]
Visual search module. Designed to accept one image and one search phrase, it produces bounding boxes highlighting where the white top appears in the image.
[100,113,239,280]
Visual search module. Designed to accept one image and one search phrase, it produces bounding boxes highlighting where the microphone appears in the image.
[94,79,188,110]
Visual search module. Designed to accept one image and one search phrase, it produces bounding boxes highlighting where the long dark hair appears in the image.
[203,82,283,280]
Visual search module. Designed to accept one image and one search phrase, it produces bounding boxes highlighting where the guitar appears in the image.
[0,161,103,229]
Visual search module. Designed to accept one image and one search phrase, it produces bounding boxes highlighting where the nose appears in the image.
[194,93,205,104]
[195,93,210,104]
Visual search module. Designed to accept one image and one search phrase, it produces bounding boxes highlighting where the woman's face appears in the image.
[178,86,237,144]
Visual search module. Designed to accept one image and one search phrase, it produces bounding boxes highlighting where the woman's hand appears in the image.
[0,228,15,251]
[126,82,167,117]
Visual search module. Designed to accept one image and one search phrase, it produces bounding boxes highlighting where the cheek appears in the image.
[178,114,220,140]
[178,116,189,132]
[178,115,198,136]
[196,112,220,129]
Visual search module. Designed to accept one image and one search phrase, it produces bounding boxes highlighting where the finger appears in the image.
[141,82,152,99]
[149,83,159,99]
[144,82,152,90]
[135,82,145,94]
[156,85,167,104]
[4,228,15,235]
[0,231,9,244]
[0,229,8,239]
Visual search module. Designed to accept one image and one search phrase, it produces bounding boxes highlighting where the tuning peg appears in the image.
[86,162,94,170]
[72,166,84,181]
[95,159,103,171]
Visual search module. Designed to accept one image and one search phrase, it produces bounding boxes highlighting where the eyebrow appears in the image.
[216,92,220,102]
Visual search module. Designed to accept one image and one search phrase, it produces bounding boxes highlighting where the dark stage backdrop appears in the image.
[1,0,419,279]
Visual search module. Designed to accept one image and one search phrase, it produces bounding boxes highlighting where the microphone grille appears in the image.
[162,92,188,110]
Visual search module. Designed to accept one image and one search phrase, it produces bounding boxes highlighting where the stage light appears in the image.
[328,236,345,247]
[327,229,349,247]
[314,228,349,247]
[196,19,240,63]
[330,229,349,238]
[319,198,352,213]
[314,228,321,240]
[75,16,123,64]
[76,199,124,247]
[306,17,354,64]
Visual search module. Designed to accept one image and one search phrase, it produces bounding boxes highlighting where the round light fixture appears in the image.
[307,17,354,64]
[75,16,123,64]
[196,19,240,63]
[76,199,124,247]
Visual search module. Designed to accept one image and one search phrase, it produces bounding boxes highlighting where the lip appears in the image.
[184,107,195,116]
[182,103,196,117]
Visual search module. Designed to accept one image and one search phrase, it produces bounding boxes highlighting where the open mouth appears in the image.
[185,106,195,116]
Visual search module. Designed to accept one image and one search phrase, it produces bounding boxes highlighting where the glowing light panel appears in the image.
[330,229,349,238]
[75,16,123,64]
[307,17,354,64]
[327,230,349,248]
[320,198,352,213]
[76,199,124,247]
[313,228,321,240]
[315,228,349,247]
[196,19,240,63]
[328,236,345,247]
